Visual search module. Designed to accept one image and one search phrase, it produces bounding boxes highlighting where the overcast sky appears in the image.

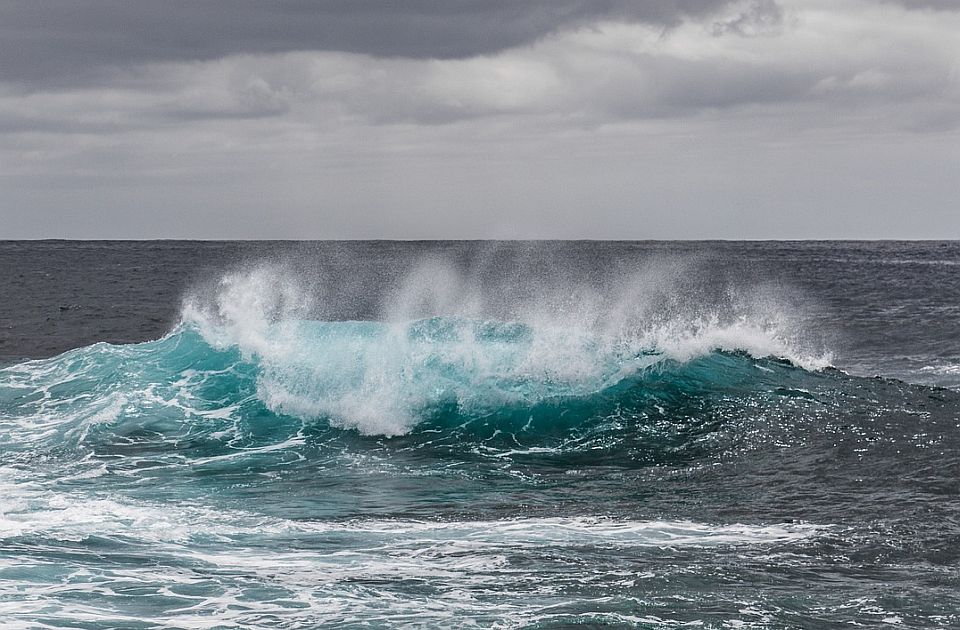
[1,0,958,238]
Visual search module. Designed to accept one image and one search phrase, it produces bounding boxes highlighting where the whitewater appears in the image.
[1,241,959,628]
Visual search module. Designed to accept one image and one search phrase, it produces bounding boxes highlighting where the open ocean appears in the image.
[1,240,959,629]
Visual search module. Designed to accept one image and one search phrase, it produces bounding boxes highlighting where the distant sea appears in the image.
[1,240,959,628]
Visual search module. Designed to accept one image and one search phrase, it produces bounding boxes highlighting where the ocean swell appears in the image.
[0,260,837,464]
[177,262,830,436]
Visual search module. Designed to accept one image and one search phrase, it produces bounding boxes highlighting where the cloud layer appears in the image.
[0,0,736,85]
[1,0,958,238]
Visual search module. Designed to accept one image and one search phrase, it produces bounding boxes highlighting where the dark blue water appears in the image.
[1,241,959,628]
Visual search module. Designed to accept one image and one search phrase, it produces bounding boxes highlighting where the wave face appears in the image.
[0,261,830,456]
[177,262,829,435]
[3,252,960,629]
[0,317,822,460]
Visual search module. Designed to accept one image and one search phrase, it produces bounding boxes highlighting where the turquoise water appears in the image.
[2,243,960,628]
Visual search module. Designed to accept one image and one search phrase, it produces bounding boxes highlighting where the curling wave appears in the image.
[0,260,841,470]
[0,316,832,447]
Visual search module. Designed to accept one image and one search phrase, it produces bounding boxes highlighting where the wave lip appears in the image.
[0,260,834,447]
[180,312,829,438]
[172,262,831,435]
[0,316,831,449]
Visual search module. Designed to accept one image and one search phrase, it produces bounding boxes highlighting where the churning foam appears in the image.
[181,256,831,435]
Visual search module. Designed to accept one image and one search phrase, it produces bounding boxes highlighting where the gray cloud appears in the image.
[1,0,957,136]
[879,0,960,10]
[0,0,736,87]
[710,0,785,36]
[1,0,959,239]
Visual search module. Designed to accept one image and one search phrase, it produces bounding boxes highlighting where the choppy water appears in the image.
[1,241,959,629]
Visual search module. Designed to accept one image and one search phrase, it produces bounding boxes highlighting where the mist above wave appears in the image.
[179,254,830,435]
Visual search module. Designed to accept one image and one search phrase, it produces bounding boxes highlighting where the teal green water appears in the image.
[2,241,960,628]
[3,315,959,628]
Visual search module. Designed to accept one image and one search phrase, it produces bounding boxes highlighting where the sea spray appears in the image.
[177,254,830,434]
[3,241,960,628]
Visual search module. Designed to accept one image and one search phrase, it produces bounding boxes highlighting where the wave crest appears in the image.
[176,260,830,435]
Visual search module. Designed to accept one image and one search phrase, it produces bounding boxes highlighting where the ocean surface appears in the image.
[1,240,959,629]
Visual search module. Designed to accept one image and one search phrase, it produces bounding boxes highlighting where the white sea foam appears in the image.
[0,471,825,629]
[0,470,823,547]
[920,364,960,376]
[180,257,831,435]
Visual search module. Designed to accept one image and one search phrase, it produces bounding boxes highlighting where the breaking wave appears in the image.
[0,260,837,450]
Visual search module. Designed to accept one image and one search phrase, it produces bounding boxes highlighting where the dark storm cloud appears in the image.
[709,0,784,36]
[880,0,960,10]
[0,0,736,86]
[1,0,958,239]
